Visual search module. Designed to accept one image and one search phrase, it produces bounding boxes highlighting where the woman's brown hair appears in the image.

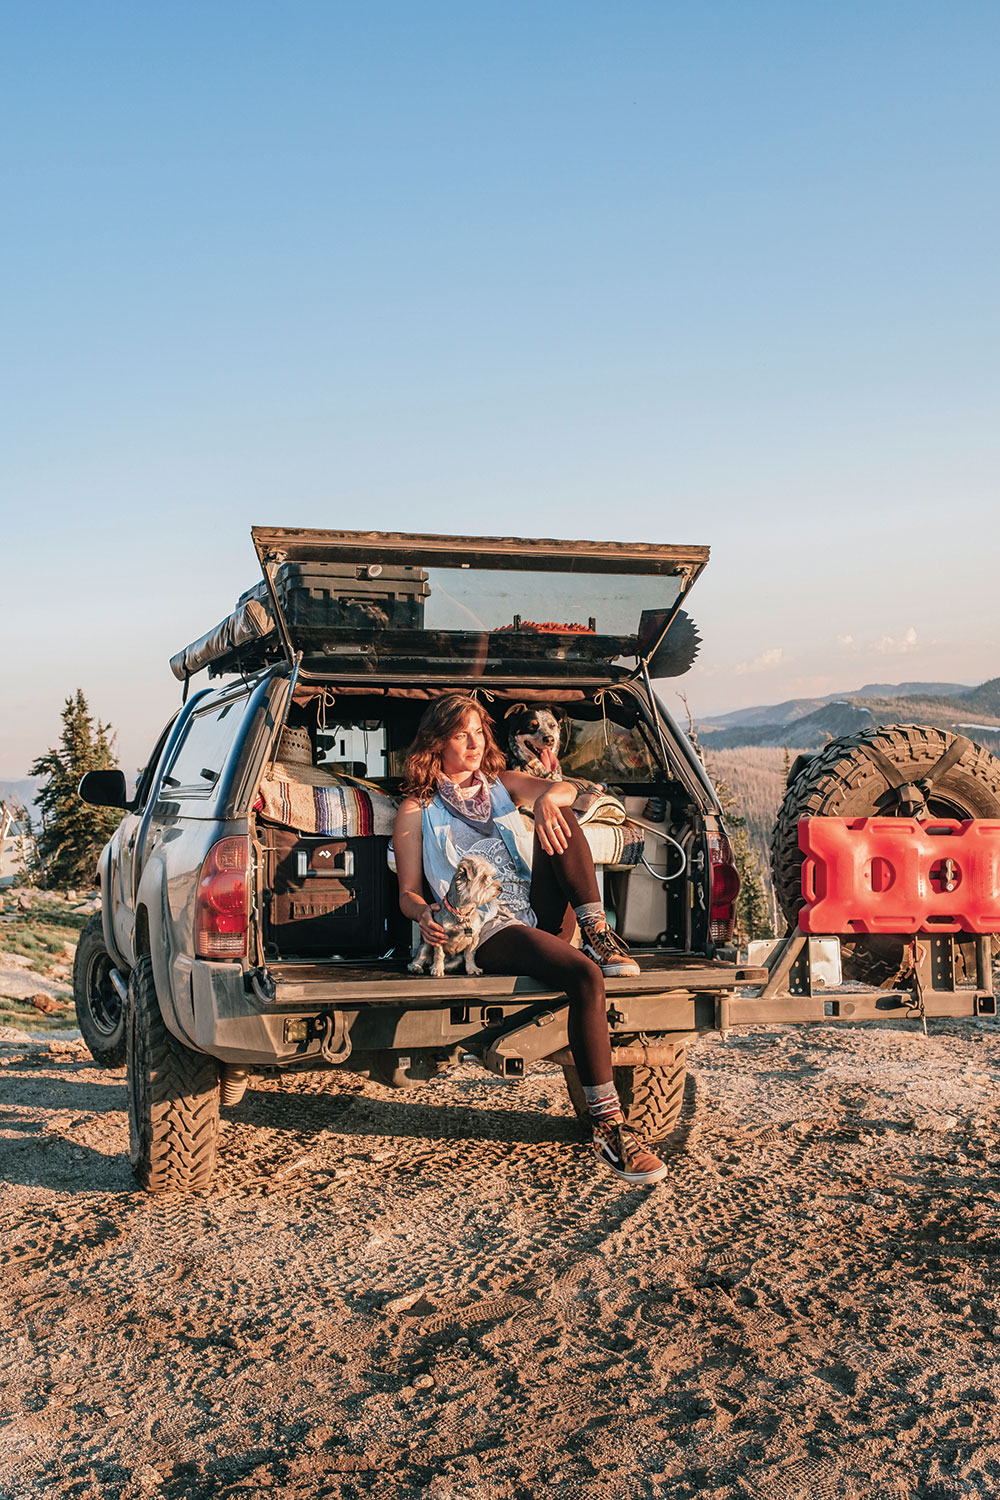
[402,694,507,805]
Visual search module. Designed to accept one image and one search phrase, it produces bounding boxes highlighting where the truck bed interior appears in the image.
[251,684,707,969]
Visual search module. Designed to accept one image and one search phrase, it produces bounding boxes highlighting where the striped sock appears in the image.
[574,900,605,935]
[583,1080,622,1123]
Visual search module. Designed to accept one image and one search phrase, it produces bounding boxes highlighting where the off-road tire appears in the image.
[770,725,1000,981]
[563,1043,688,1144]
[127,956,220,1193]
[73,914,126,1068]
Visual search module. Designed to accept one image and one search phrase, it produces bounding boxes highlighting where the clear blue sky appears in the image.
[2,1,997,776]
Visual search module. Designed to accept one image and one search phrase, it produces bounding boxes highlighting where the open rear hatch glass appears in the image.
[171,528,709,684]
[254,528,709,682]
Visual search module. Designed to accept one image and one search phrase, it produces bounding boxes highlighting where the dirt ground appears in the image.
[2,1009,1000,1500]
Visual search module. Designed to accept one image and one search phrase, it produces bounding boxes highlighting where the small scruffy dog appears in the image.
[408,854,502,978]
[504,704,565,779]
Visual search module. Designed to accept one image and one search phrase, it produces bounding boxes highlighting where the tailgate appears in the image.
[264,955,766,1007]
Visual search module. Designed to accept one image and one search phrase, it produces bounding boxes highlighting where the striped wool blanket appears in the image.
[257,771,397,838]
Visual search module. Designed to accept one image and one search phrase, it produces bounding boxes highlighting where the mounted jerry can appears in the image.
[798,817,1000,935]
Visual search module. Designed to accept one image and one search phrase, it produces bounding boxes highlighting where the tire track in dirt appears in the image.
[3,1023,1000,1498]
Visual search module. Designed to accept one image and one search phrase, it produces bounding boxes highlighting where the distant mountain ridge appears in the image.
[697,679,1000,750]
[701,682,972,731]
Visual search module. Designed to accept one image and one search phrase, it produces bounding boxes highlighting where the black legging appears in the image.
[475,815,612,1087]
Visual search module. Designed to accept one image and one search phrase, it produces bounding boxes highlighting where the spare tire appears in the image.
[770,724,1000,979]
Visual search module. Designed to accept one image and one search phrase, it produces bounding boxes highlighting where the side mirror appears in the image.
[78,769,129,809]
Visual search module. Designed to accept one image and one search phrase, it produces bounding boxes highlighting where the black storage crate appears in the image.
[260,826,407,956]
[244,562,430,632]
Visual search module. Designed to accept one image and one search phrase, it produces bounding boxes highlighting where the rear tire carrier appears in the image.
[770,724,1000,982]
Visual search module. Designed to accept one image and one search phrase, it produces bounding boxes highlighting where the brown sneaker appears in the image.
[591,1111,668,1185]
[580,923,640,978]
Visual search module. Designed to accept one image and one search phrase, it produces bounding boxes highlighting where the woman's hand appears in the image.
[417,904,448,946]
[499,771,578,856]
[534,790,573,855]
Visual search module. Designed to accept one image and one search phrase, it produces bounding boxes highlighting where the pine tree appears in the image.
[714,776,773,945]
[29,691,121,889]
[675,692,773,944]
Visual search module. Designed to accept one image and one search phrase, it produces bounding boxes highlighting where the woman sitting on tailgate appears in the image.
[392,693,666,1187]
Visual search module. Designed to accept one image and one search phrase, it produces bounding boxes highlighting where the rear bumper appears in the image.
[185,956,767,1067]
[184,945,996,1069]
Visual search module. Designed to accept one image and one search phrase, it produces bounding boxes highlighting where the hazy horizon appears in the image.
[2,649,988,787]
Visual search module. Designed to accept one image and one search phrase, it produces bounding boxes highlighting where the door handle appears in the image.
[296,849,355,879]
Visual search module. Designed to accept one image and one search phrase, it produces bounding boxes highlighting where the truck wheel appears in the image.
[770,725,1000,979]
[73,914,126,1068]
[563,1043,688,1144]
[127,955,220,1193]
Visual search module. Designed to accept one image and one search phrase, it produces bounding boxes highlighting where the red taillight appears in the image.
[195,837,249,959]
[708,831,740,944]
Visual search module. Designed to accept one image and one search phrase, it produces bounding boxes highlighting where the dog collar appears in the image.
[442,894,475,919]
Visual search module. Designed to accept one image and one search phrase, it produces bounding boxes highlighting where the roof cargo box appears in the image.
[239,561,430,633]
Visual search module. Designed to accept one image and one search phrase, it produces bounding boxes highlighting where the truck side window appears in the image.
[158,694,250,799]
[130,713,180,810]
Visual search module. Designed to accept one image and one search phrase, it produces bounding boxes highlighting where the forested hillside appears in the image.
[697,679,1000,751]
[703,746,798,918]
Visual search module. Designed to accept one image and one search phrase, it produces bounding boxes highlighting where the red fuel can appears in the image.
[798,817,1000,935]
